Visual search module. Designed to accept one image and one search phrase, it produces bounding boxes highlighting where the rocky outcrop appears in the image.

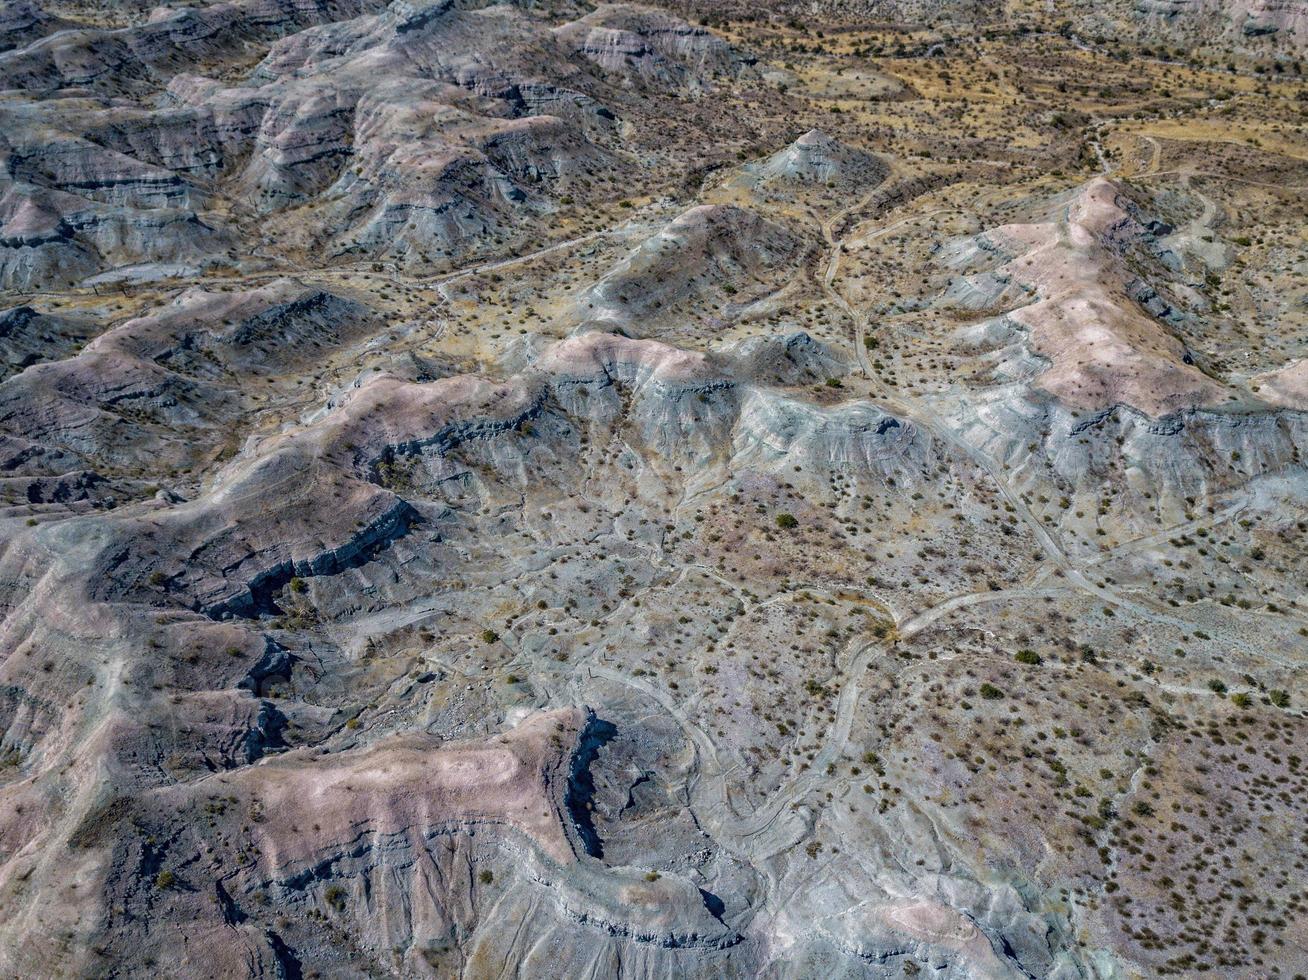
[0,0,392,96]
[939,178,1229,417]
[1134,0,1308,42]
[0,3,1302,978]
[0,305,99,381]
[0,0,67,54]
[578,204,808,328]
[745,129,888,191]
[0,181,230,290]
[554,3,756,91]
[0,0,761,286]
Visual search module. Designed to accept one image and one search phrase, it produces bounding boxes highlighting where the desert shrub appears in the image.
[324,884,346,910]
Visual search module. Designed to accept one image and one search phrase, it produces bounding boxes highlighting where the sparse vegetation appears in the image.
[5,4,1306,975]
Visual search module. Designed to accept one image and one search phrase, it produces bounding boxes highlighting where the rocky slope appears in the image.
[0,1,1304,978]
[0,0,761,288]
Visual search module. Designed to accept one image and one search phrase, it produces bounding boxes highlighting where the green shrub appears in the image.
[979,683,1004,700]
[324,884,346,910]
[775,513,798,530]
[1014,650,1042,666]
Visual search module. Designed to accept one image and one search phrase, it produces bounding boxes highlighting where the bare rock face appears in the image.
[77,708,605,976]
[0,0,1305,978]
[0,320,949,976]
[0,0,67,53]
[0,279,376,476]
[0,181,230,290]
[0,304,99,380]
[746,129,888,192]
[940,178,1228,417]
[1134,0,1308,42]
[577,204,810,331]
[554,2,756,89]
[0,0,391,95]
[0,0,761,287]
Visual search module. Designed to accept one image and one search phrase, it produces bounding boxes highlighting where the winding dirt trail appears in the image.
[676,172,1299,848]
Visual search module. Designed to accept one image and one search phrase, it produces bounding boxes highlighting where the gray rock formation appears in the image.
[0,1,1303,977]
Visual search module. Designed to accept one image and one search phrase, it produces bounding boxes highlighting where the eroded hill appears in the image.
[0,0,1305,977]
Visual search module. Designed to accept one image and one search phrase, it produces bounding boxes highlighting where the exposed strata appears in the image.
[576,204,810,329]
[939,178,1230,417]
[0,1,1304,977]
[744,128,889,192]
[0,0,761,285]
